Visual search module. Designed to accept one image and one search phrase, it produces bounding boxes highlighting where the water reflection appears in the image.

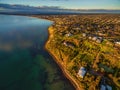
[0,15,51,51]
[0,15,75,90]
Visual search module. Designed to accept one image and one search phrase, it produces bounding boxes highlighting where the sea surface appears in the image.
[0,15,75,90]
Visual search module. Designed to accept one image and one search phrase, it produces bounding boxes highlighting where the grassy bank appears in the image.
[45,26,83,90]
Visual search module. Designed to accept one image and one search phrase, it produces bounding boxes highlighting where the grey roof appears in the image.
[78,67,86,78]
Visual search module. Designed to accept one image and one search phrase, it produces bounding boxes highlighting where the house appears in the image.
[92,36,97,41]
[96,39,102,43]
[91,36,103,43]
[63,42,68,46]
[106,85,112,90]
[78,67,87,78]
[115,41,120,45]
[100,85,106,90]
[63,41,75,48]
[100,85,112,90]
[88,36,92,39]
[82,33,86,37]
[96,37,103,43]
[65,33,72,37]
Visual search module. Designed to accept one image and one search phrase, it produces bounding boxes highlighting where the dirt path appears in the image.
[45,48,84,90]
[45,27,84,90]
[93,52,100,68]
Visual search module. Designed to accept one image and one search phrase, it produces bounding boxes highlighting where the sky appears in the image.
[0,0,120,10]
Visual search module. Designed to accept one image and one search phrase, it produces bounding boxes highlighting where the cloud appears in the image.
[38,6,62,10]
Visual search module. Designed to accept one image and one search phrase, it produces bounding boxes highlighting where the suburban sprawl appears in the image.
[33,14,120,90]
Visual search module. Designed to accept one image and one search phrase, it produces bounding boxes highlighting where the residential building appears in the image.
[78,67,87,78]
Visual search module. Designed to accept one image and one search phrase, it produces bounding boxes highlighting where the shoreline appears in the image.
[29,15,83,90]
[44,26,83,90]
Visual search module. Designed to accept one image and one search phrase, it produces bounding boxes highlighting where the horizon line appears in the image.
[0,3,120,10]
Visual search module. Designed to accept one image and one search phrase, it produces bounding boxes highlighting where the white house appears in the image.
[115,41,120,45]
[92,36,97,41]
[100,85,112,90]
[100,85,106,90]
[63,42,68,46]
[88,36,92,39]
[82,33,86,37]
[66,33,72,37]
[78,67,87,78]
[96,37,103,43]
[106,85,112,90]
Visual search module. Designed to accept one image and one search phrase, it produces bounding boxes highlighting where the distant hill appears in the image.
[0,3,120,15]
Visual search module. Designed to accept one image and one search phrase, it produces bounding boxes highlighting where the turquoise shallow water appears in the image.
[0,15,75,90]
